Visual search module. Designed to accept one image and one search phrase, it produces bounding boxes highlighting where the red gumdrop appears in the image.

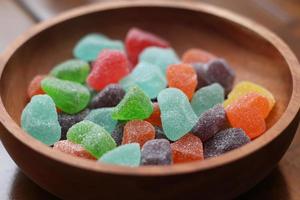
[125,27,170,66]
[87,49,130,91]
[27,75,46,98]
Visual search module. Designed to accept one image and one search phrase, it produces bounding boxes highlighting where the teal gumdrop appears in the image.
[112,85,153,120]
[85,107,118,133]
[41,77,90,114]
[21,95,61,146]
[67,120,116,158]
[73,33,124,61]
[99,143,141,167]
[191,83,225,117]
[139,47,180,74]
[120,62,167,99]
[158,88,198,141]
[50,59,90,83]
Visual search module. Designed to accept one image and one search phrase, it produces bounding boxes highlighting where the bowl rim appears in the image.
[0,1,299,176]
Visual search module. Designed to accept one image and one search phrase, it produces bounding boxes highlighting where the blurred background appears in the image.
[1,0,300,199]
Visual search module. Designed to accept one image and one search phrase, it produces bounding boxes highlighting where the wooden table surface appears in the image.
[0,0,300,199]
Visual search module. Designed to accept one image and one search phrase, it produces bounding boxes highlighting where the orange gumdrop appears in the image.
[171,133,204,164]
[226,93,268,139]
[166,63,197,100]
[182,48,216,64]
[145,103,162,127]
[27,75,46,98]
[122,120,155,147]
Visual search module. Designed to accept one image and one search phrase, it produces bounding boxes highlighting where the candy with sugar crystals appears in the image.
[204,128,250,158]
[145,102,162,127]
[21,95,61,145]
[182,48,216,64]
[27,75,46,98]
[192,63,209,90]
[141,139,172,165]
[100,143,141,167]
[111,122,125,146]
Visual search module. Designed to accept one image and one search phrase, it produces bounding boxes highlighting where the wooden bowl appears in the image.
[0,1,299,199]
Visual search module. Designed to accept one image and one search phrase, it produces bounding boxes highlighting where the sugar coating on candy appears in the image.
[50,59,90,83]
[154,126,168,140]
[125,27,169,66]
[191,83,225,117]
[85,107,118,133]
[89,84,125,109]
[182,48,216,64]
[73,33,124,61]
[122,120,155,146]
[67,120,116,158]
[204,128,250,158]
[192,104,227,142]
[111,122,125,146]
[139,47,179,74]
[226,94,268,139]
[205,59,235,94]
[87,49,130,91]
[58,109,90,140]
[166,63,198,100]
[99,143,141,167]
[224,81,275,112]
[158,88,198,141]
[145,103,162,127]
[192,63,209,90]
[27,75,46,98]
[171,133,204,164]
[41,77,90,114]
[141,139,172,165]
[21,95,61,145]
[112,86,153,120]
[120,62,167,99]
[53,140,96,160]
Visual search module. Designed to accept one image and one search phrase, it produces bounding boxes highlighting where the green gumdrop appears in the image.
[21,95,61,145]
[191,83,225,117]
[139,47,180,74]
[120,62,167,99]
[112,86,153,120]
[85,107,118,133]
[158,88,198,141]
[99,143,141,167]
[73,33,124,61]
[50,59,90,83]
[67,120,116,158]
[41,77,90,114]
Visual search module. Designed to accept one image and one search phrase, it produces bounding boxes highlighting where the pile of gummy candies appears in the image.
[21,27,275,167]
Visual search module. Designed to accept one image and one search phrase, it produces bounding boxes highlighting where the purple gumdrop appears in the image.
[192,63,209,90]
[141,139,172,165]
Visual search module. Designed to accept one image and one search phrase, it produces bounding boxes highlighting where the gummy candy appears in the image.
[166,63,197,100]
[192,104,227,142]
[120,62,167,99]
[141,139,172,165]
[139,47,179,74]
[158,88,198,141]
[191,83,224,117]
[50,59,90,83]
[89,84,125,109]
[122,120,155,146]
[226,94,268,139]
[145,103,162,127]
[100,143,141,167]
[85,107,118,133]
[204,128,250,158]
[27,75,46,98]
[21,95,61,145]
[73,33,124,61]
[58,109,90,140]
[112,86,153,120]
[224,81,275,112]
[67,120,116,158]
[205,59,235,94]
[41,77,90,114]
[171,133,203,164]
[53,140,96,160]
[182,48,216,64]
[87,49,130,91]
[125,27,169,66]
[111,122,125,146]
[154,126,168,140]
[192,63,209,90]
